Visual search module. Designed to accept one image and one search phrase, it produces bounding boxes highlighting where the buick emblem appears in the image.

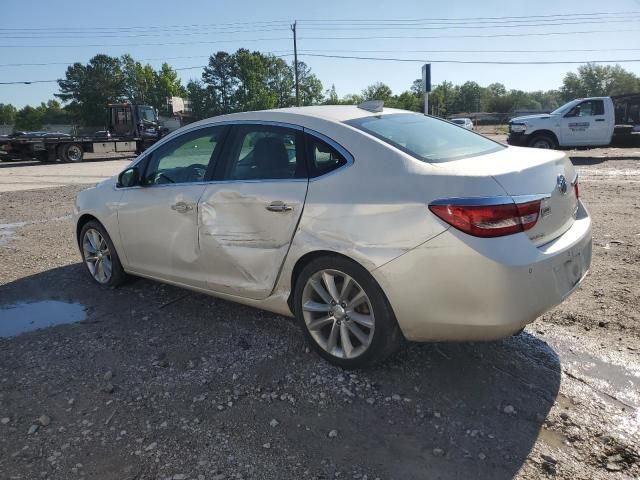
[556,174,568,195]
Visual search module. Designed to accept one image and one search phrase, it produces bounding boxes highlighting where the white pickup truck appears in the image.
[507,94,640,149]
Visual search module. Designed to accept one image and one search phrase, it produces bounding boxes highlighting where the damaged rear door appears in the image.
[197,123,308,299]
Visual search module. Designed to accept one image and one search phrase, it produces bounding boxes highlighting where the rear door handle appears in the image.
[171,201,194,213]
[266,200,293,212]
[595,118,605,122]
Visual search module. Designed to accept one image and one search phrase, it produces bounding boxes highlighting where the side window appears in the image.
[144,126,224,185]
[306,134,348,177]
[574,100,604,117]
[225,126,304,180]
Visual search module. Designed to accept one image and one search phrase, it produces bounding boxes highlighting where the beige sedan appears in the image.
[74,105,592,367]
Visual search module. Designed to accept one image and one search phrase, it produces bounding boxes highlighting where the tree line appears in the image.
[1,55,639,130]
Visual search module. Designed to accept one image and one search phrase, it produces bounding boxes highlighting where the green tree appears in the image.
[295,61,324,105]
[14,105,44,131]
[0,103,17,125]
[561,63,640,100]
[185,80,213,121]
[57,54,126,125]
[362,82,393,102]
[202,51,238,113]
[324,84,339,104]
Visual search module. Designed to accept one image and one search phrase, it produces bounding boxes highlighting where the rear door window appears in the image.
[305,134,348,177]
[223,125,306,180]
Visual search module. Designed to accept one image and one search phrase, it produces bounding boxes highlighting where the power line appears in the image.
[299,28,638,41]
[299,53,640,64]
[0,37,291,48]
[2,16,640,38]
[296,10,640,22]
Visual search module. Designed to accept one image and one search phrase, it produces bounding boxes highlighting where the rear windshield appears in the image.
[345,113,504,163]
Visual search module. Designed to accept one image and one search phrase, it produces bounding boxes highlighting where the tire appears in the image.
[294,255,403,368]
[527,134,557,150]
[60,143,84,162]
[79,220,127,287]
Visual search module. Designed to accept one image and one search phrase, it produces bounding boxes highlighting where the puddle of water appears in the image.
[0,222,26,246]
[537,427,569,451]
[0,301,86,337]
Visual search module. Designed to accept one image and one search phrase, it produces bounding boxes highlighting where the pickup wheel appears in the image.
[527,134,557,149]
[60,143,84,163]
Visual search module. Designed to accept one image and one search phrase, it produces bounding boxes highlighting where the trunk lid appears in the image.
[437,146,578,246]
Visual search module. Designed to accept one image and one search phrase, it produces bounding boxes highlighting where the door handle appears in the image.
[171,201,194,213]
[266,201,293,212]
[595,118,605,122]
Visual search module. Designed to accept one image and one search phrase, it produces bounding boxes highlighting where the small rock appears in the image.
[560,412,569,421]
[366,398,375,405]
[102,383,115,394]
[173,475,187,480]
[27,424,39,435]
[269,419,279,428]
[38,415,51,426]
[1,417,10,425]
[503,405,516,415]
[606,463,624,472]
[432,448,444,457]
[104,370,113,381]
[262,442,271,449]
[478,453,486,460]
[541,454,557,465]
[328,429,339,438]
[598,321,606,328]
[391,394,401,401]
[144,442,157,451]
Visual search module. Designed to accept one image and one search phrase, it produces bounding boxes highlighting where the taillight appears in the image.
[429,199,542,238]
[573,176,580,199]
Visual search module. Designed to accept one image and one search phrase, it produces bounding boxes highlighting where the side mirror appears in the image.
[117,166,141,188]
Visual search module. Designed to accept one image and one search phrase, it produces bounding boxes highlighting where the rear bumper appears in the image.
[372,202,592,342]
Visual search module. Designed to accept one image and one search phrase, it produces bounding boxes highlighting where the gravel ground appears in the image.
[0,147,638,480]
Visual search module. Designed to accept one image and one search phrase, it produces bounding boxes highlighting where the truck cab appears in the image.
[108,104,165,148]
[508,97,615,149]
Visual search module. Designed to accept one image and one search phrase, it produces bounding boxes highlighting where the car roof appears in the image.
[190,105,415,130]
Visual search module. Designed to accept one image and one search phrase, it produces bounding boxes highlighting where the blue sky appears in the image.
[1,0,640,108]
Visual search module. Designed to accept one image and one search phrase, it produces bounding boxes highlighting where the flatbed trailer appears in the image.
[0,103,167,163]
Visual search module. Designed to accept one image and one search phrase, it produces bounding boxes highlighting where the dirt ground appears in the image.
[0,145,639,480]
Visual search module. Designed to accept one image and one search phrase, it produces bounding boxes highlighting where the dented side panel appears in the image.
[197,181,308,299]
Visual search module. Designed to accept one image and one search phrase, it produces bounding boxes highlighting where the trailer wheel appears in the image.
[60,143,84,163]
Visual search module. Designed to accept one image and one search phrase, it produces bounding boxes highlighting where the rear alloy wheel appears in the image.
[79,221,126,287]
[60,143,84,162]
[528,134,557,150]
[295,256,403,368]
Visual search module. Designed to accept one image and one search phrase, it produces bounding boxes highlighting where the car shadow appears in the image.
[0,264,561,480]
[570,155,640,166]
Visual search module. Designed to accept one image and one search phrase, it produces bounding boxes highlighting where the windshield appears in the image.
[137,106,157,122]
[551,100,579,115]
[451,119,465,124]
[346,113,504,163]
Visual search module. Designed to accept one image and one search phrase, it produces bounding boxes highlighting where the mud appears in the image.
[0,147,638,479]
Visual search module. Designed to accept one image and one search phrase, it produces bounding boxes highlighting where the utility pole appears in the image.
[291,21,300,107]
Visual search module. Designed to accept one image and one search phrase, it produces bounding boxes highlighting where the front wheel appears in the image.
[294,256,403,368]
[527,134,557,149]
[79,221,127,287]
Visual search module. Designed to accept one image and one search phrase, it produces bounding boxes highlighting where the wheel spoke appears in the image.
[102,256,112,277]
[347,290,366,309]
[95,260,105,282]
[347,311,374,328]
[310,279,333,305]
[85,254,98,262]
[303,301,332,313]
[339,275,353,302]
[347,322,369,345]
[321,271,341,303]
[308,316,334,331]
[340,322,354,357]
[326,321,339,353]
